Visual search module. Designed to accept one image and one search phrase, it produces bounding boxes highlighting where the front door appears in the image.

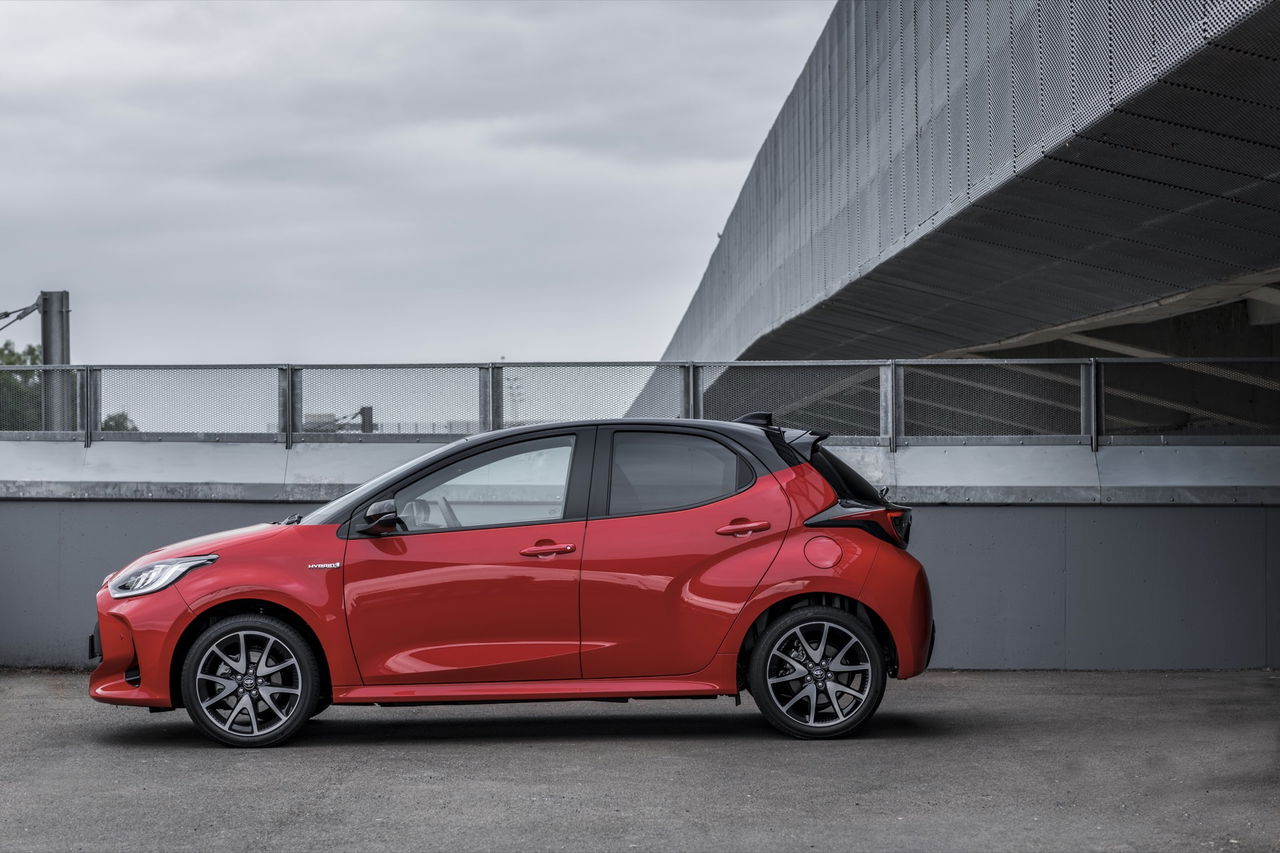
[344,430,592,685]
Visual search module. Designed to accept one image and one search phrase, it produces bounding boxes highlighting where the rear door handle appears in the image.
[715,520,771,536]
[519,542,576,557]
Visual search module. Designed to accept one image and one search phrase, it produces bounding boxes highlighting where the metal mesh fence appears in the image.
[295,367,480,436]
[0,368,80,433]
[1101,360,1280,437]
[900,362,1084,438]
[1,359,1277,444]
[502,363,685,427]
[96,368,279,435]
[699,363,882,438]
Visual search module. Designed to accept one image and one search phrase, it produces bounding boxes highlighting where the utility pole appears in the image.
[39,291,73,431]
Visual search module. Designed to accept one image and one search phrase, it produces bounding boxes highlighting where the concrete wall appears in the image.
[663,0,1280,363]
[3,500,1275,671]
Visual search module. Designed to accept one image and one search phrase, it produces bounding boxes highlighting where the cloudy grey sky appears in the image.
[0,0,832,364]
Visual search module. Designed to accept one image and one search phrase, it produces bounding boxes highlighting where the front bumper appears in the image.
[89,584,192,708]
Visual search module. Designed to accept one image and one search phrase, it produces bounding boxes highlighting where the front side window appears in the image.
[608,431,752,516]
[394,435,574,531]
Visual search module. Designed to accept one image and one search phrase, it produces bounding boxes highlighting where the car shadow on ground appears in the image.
[92,707,978,749]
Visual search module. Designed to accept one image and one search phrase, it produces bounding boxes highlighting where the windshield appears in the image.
[300,436,473,525]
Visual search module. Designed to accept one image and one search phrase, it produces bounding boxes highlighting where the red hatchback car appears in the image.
[90,415,934,747]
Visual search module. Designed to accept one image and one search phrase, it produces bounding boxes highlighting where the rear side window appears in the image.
[609,432,753,516]
[811,446,886,506]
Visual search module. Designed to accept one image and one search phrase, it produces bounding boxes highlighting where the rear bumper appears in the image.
[89,585,192,708]
[859,545,934,679]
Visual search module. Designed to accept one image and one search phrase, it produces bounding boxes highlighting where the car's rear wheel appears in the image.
[180,614,319,748]
[748,605,885,739]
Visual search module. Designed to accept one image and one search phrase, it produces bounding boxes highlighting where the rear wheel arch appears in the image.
[169,599,331,709]
[735,592,898,691]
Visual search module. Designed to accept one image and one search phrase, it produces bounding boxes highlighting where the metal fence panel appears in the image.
[0,367,80,434]
[899,361,1084,440]
[1100,360,1280,439]
[699,363,883,440]
[294,366,481,438]
[95,367,279,438]
[504,363,686,427]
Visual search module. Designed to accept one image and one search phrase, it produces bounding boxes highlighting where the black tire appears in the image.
[748,605,886,739]
[309,698,331,719]
[180,614,320,748]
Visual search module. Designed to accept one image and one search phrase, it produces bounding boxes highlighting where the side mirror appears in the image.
[356,499,400,535]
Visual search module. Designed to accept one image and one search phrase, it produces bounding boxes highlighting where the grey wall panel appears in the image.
[908,506,1067,669]
[0,501,319,668]
[1268,507,1280,668]
[4,499,1275,671]
[1062,507,1268,668]
[1,503,64,667]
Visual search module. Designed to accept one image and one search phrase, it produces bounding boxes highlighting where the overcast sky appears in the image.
[0,0,832,364]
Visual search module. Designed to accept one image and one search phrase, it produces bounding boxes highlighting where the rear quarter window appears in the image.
[810,446,886,506]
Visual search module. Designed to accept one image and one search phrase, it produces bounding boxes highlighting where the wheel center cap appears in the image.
[814,669,826,679]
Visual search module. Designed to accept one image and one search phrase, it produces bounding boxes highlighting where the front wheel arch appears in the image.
[169,599,331,710]
[735,592,897,692]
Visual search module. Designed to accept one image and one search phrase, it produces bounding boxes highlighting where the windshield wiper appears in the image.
[273,513,303,525]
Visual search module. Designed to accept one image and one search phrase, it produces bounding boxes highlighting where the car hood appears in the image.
[131,523,288,567]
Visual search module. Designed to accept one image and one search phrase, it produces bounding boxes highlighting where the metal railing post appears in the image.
[691,363,703,419]
[682,363,702,419]
[1081,359,1097,451]
[490,364,504,431]
[1090,358,1102,452]
[477,365,492,432]
[278,366,295,448]
[880,360,898,452]
[81,367,93,447]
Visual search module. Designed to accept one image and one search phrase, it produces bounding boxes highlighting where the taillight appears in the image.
[887,510,911,545]
[806,502,912,547]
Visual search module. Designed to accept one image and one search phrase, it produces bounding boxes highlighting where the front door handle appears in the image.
[715,520,771,537]
[519,542,576,558]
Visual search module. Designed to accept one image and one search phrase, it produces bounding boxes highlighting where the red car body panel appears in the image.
[343,520,584,684]
[90,523,360,706]
[578,476,790,678]
[91,421,933,715]
[90,585,190,707]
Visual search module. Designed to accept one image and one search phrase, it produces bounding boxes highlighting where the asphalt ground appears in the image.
[0,670,1277,852]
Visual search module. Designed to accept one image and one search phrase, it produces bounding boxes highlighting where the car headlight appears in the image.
[107,555,218,599]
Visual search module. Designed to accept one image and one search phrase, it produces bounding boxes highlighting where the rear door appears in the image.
[577,426,790,678]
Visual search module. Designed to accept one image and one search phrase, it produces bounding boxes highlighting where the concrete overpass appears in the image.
[664,0,1280,365]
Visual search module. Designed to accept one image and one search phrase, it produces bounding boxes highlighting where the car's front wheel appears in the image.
[748,605,886,739]
[180,614,319,747]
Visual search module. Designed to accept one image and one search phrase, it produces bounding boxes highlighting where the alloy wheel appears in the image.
[764,620,872,728]
[193,630,304,737]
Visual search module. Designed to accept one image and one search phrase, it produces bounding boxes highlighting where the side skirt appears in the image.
[333,653,738,705]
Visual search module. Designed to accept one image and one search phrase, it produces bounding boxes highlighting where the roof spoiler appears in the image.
[733,412,774,427]
[784,427,830,461]
[737,412,829,462]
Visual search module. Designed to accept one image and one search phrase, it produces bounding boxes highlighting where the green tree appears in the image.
[101,411,138,432]
[1,340,41,365]
[0,340,42,430]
